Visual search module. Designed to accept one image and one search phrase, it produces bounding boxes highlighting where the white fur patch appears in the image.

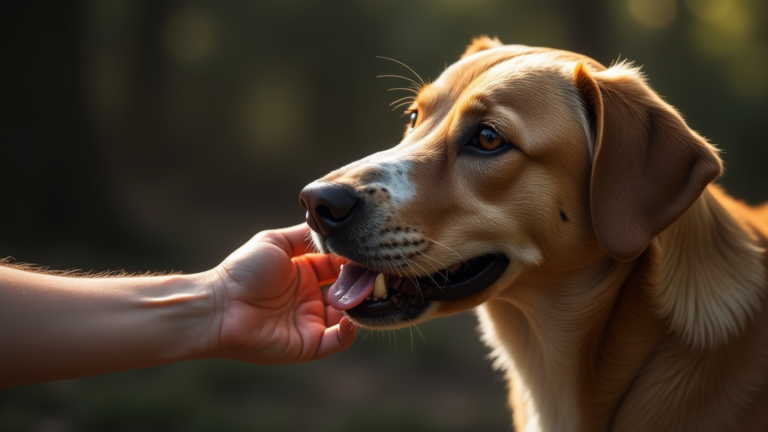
[348,151,416,205]
[375,160,415,205]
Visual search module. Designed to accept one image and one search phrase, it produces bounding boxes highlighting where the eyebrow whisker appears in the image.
[388,96,416,107]
[377,74,423,90]
[376,56,426,88]
[388,87,419,95]
[392,101,416,112]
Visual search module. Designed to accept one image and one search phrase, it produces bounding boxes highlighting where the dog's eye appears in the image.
[409,111,418,128]
[472,127,505,152]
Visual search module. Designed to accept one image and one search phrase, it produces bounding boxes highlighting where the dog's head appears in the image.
[300,38,721,329]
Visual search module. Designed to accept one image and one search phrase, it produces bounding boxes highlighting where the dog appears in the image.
[299,37,768,431]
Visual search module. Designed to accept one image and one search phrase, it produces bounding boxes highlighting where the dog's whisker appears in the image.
[413,248,448,271]
[388,95,416,107]
[382,261,399,278]
[412,251,443,275]
[377,74,423,91]
[400,253,439,301]
[420,234,466,264]
[375,56,426,88]
[387,87,420,95]
[376,256,397,273]
[391,101,417,112]
[397,255,423,297]
[393,262,404,278]
[394,264,406,279]
[381,256,417,288]
[409,325,414,355]
[405,317,426,345]
[407,248,445,276]
[304,230,321,253]
[405,256,443,295]
[413,249,453,288]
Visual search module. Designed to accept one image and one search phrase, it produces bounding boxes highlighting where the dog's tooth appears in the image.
[373,273,388,298]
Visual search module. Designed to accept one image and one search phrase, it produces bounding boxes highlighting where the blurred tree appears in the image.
[0,1,107,247]
[560,0,612,61]
[0,0,169,270]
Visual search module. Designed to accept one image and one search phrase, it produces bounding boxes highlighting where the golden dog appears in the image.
[300,37,768,431]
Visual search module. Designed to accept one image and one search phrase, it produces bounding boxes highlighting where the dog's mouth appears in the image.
[328,253,510,326]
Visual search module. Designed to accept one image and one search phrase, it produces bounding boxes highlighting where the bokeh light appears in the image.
[729,44,768,98]
[163,9,214,62]
[239,70,307,158]
[685,0,734,21]
[628,0,678,27]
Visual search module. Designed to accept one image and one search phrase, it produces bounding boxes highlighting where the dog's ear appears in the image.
[461,36,503,59]
[573,61,722,261]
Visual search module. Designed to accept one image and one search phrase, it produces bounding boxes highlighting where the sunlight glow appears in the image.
[685,0,735,21]
[628,0,677,27]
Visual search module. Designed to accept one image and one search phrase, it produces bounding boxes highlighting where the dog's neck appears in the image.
[652,186,765,348]
[478,186,766,432]
[479,251,656,432]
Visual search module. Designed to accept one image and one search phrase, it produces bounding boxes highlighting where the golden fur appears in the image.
[313,37,768,431]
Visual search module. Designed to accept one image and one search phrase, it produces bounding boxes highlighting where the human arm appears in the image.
[0,224,356,388]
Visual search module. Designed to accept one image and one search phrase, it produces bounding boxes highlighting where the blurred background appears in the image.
[1,0,766,430]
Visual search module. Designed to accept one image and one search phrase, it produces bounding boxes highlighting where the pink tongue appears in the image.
[328,263,377,310]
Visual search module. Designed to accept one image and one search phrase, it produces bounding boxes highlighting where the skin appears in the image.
[0,223,357,389]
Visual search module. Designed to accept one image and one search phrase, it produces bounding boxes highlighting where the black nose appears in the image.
[299,182,361,236]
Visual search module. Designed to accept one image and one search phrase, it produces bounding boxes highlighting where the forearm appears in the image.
[0,266,221,388]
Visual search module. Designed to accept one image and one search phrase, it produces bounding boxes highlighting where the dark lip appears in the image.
[345,253,510,323]
[425,253,510,301]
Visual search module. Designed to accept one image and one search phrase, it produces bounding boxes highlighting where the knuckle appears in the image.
[254,230,281,243]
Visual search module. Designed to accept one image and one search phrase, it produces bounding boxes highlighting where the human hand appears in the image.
[207,223,356,364]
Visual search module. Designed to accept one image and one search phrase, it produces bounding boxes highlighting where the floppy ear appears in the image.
[461,36,503,59]
[573,61,723,261]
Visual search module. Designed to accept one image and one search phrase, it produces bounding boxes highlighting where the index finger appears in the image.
[254,223,316,258]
